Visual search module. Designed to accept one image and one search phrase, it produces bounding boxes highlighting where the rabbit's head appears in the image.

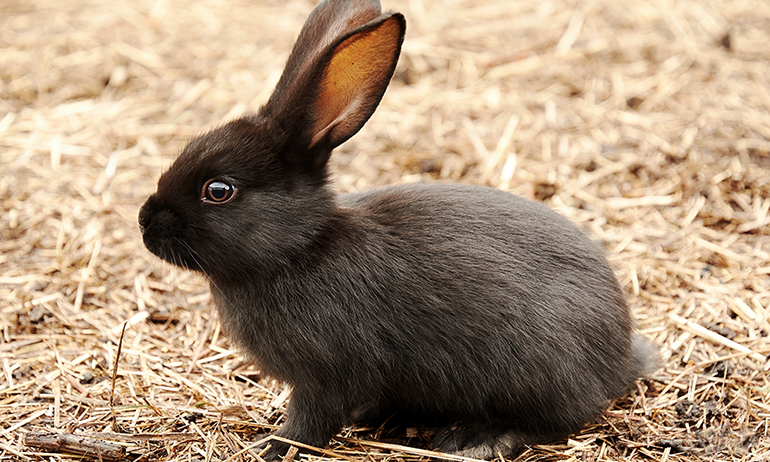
[139,0,405,280]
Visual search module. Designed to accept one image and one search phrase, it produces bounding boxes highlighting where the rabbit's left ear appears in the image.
[308,12,405,150]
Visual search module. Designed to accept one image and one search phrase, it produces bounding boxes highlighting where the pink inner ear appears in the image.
[310,16,403,149]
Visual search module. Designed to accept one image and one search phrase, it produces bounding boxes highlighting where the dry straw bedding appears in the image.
[1,0,769,460]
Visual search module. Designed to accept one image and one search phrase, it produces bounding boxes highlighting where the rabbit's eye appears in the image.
[202,180,236,204]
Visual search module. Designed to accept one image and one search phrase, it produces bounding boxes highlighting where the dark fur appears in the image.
[139,0,654,459]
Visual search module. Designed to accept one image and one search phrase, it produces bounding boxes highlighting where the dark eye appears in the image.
[201,179,236,204]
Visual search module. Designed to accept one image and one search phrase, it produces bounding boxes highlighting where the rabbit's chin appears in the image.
[142,237,204,273]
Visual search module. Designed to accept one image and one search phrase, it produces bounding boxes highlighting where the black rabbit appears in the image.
[139,0,655,459]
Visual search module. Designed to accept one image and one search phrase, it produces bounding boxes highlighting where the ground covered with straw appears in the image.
[1,0,769,460]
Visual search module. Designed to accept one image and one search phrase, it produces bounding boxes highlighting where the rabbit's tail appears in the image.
[631,334,660,379]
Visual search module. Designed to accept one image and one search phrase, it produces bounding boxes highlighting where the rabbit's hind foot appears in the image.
[433,423,550,460]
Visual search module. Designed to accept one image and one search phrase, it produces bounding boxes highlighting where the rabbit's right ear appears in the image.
[262,0,405,172]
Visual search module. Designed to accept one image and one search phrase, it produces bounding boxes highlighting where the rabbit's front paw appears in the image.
[259,440,293,462]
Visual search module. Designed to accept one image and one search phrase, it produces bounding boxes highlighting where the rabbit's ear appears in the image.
[263,0,405,170]
[274,0,383,95]
[308,12,404,150]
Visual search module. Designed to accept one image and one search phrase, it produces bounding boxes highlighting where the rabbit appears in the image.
[138,0,656,459]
